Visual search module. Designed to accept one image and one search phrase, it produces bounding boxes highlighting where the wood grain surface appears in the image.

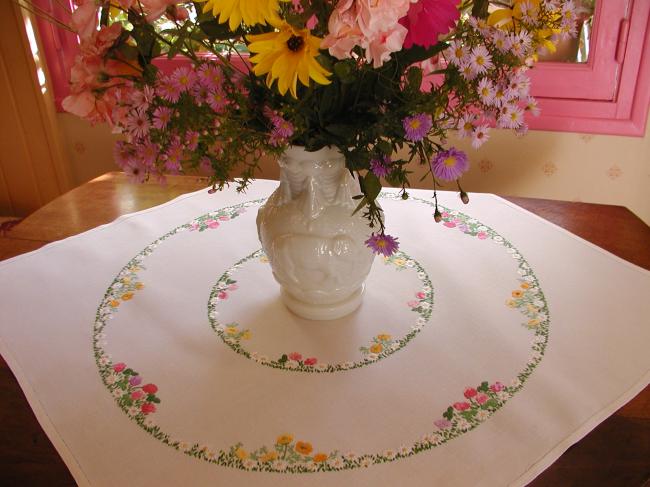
[1,172,648,486]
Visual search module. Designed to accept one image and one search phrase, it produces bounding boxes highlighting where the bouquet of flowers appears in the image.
[33,0,577,254]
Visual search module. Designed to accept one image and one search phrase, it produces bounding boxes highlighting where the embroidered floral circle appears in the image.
[207,248,433,373]
[92,193,550,474]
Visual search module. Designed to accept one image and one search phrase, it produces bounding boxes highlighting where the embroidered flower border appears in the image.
[207,248,433,373]
[92,193,550,473]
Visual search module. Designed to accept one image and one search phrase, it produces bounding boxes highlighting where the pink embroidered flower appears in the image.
[288,352,303,361]
[142,383,158,394]
[477,231,488,240]
[490,382,505,393]
[219,216,230,221]
[453,401,471,411]
[207,219,220,229]
[464,387,477,399]
[227,283,238,290]
[476,393,489,405]
[434,419,451,429]
[407,300,419,308]
[416,292,426,299]
[131,390,145,400]
[141,402,156,414]
[113,362,127,373]
[399,0,460,49]
[218,291,228,299]
[303,357,317,366]
[129,375,142,386]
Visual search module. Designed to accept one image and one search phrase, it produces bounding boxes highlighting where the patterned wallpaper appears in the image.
[57,112,650,225]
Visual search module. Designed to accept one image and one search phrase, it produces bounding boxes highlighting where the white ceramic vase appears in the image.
[256,146,376,320]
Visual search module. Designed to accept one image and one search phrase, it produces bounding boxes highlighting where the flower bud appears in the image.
[434,208,442,223]
[401,192,409,200]
[460,191,469,204]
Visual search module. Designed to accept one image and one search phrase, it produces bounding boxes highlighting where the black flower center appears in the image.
[286,35,304,52]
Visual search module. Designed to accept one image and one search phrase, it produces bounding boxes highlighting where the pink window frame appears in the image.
[34,0,650,136]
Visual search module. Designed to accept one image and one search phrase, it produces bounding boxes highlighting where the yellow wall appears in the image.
[58,112,650,224]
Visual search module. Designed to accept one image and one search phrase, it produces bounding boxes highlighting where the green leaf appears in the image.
[278,354,288,364]
[377,140,392,156]
[351,197,367,217]
[443,406,454,420]
[477,381,489,392]
[461,410,477,420]
[150,397,161,404]
[333,61,356,84]
[406,66,422,91]
[363,172,382,201]
[124,368,135,376]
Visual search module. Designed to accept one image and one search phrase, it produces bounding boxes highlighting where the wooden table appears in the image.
[1,172,649,486]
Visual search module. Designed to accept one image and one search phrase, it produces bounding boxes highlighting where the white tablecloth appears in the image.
[1,181,648,486]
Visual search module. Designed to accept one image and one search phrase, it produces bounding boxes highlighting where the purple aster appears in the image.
[431,147,469,181]
[369,155,393,178]
[403,113,432,141]
[365,233,399,256]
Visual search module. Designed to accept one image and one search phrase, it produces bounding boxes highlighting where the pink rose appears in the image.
[490,382,505,393]
[131,390,145,400]
[443,222,456,228]
[477,232,488,240]
[464,387,477,399]
[304,357,317,366]
[218,216,230,221]
[453,401,470,411]
[476,393,488,405]
[142,383,158,394]
[129,376,142,386]
[218,291,228,300]
[141,402,156,414]
[113,363,126,373]
[416,292,426,299]
[288,352,303,362]
[407,300,419,308]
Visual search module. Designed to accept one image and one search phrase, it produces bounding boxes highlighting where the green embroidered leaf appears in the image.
[477,381,489,392]
[124,368,135,376]
[278,354,288,364]
[483,399,498,409]
[461,410,477,420]
[443,407,454,420]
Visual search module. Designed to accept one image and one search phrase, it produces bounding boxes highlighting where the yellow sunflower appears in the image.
[197,0,288,30]
[247,22,331,98]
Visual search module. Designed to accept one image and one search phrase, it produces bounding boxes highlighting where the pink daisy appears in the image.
[470,45,493,75]
[477,77,495,105]
[198,63,224,91]
[365,233,399,256]
[471,125,490,149]
[206,89,228,113]
[403,113,432,141]
[156,77,181,103]
[152,106,173,130]
[125,108,150,139]
[431,147,469,181]
[171,67,197,93]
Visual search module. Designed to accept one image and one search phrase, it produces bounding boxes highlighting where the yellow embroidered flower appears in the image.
[121,292,134,301]
[276,434,293,445]
[392,258,406,267]
[197,0,288,30]
[226,326,238,336]
[370,343,383,354]
[377,334,391,341]
[235,447,248,460]
[506,299,517,308]
[109,300,120,308]
[528,318,540,327]
[121,277,131,284]
[241,330,252,340]
[295,441,313,455]
[260,451,278,462]
[511,290,523,298]
[135,282,144,290]
[520,282,531,289]
[247,22,331,98]
[313,453,328,462]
